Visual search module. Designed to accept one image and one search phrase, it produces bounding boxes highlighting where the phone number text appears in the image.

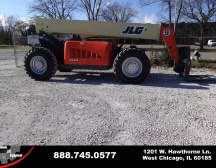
[54,152,117,159]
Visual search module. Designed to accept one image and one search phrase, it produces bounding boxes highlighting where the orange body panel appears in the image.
[160,26,180,64]
[64,41,113,66]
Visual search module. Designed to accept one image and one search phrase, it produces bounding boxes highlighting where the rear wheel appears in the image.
[24,47,57,80]
[113,48,151,83]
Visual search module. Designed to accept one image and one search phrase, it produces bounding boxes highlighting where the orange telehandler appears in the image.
[25,18,191,83]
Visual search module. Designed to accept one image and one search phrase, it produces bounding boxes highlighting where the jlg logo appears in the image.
[122,26,145,35]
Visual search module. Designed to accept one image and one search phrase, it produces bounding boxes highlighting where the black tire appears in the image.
[113,48,151,84]
[24,47,57,80]
[184,59,191,81]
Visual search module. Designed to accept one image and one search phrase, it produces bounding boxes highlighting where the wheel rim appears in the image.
[30,56,47,74]
[122,57,143,78]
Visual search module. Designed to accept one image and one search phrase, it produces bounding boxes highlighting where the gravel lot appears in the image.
[1,49,216,145]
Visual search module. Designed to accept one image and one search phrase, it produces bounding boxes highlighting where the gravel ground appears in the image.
[1,49,216,145]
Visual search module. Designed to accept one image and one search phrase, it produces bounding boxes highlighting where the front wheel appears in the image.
[113,48,151,83]
[24,47,57,80]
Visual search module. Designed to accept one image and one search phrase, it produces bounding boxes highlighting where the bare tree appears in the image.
[161,0,183,32]
[181,0,216,36]
[0,21,3,31]
[139,0,160,6]
[139,0,172,25]
[0,15,18,44]
[100,2,139,22]
[4,15,17,33]
[28,0,78,19]
[79,0,106,21]
[139,0,183,29]
[181,0,216,49]
[173,0,183,32]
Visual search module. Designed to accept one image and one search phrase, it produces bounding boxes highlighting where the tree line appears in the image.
[0,15,35,45]
[28,0,139,22]
[1,0,216,46]
[140,0,216,49]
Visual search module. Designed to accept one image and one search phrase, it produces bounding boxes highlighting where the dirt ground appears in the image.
[0,49,216,145]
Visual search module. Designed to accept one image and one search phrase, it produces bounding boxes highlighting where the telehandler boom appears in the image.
[25,18,191,83]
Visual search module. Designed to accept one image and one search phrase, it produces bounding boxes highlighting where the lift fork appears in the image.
[178,46,216,82]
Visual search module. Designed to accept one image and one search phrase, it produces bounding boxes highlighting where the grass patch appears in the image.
[0,45,13,49]
[0,45,31,50]
[195,47,216,53]
[149,48,174,67]
[149,48,216,70]
[191,59,216,69]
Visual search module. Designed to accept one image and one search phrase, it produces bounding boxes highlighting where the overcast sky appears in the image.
[0,0,160,24]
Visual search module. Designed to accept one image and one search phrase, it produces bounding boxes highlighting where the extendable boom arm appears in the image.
[36,18,161,40]
[35,18,180,64]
